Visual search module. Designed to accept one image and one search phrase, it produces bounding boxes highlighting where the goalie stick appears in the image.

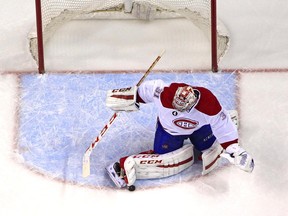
[82,50,165,177]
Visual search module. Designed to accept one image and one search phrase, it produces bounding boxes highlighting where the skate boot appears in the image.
[106,162,127,188]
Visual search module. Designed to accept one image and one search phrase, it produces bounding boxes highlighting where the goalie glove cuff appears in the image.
[225,143,244,154]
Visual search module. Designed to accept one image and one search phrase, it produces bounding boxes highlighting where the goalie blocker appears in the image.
[106,86,139,112]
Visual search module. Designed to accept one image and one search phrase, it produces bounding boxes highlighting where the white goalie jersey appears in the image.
[105,80,254,190]
[137,79,238,146]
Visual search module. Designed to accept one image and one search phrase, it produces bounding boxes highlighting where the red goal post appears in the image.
[30,0,229,74]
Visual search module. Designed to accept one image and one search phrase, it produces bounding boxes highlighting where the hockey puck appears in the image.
[127,185,136,191]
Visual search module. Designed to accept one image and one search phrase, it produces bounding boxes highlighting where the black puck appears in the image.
[127,185,136,191]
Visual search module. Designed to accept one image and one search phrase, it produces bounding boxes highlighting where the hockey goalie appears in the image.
[105,79,254,190]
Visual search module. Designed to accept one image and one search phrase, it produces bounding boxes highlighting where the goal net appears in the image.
[29,0,229,73]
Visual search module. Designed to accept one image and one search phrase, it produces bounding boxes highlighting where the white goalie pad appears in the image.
[202,142,223,175]
[131,144,194,180]
[106,86,139,111]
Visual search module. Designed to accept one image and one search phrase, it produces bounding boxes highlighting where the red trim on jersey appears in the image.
[220,139,238,149]
[193,87,222,115]
[159,83,222,116]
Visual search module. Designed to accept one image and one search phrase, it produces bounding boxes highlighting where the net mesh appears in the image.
[29,0,229,66]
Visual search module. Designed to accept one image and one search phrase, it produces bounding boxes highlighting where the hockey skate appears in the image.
[106,162,127,188]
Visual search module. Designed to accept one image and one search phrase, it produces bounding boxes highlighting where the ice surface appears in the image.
[17,72,236,188]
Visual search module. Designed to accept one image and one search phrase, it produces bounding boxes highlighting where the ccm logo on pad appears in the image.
[173,118,199,129]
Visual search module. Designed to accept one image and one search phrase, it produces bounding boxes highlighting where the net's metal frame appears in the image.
[30,0,229,73]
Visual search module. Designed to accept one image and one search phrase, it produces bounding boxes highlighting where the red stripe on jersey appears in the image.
[193,87,222,115]
[159,83,222,116]
[220,139,238,149]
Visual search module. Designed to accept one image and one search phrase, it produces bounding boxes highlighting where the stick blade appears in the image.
[82,156,91,178]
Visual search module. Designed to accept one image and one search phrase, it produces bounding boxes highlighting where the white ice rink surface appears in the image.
[1,1,288,216]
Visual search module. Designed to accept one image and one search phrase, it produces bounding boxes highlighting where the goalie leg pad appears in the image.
[124,144,194,182]
[201,141,223,175]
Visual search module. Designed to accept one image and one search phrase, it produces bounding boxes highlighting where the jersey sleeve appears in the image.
[137,80,166,103]
[194,87,238,147]
[209,109,239,148]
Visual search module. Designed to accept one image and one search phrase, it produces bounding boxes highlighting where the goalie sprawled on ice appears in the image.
[105,79,254,190]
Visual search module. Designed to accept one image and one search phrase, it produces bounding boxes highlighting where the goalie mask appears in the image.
[172,86,197,112]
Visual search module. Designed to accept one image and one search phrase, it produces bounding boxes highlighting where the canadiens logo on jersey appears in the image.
[173,118,199,129]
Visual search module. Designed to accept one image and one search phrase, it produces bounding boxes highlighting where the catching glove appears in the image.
[221,144,254,172]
